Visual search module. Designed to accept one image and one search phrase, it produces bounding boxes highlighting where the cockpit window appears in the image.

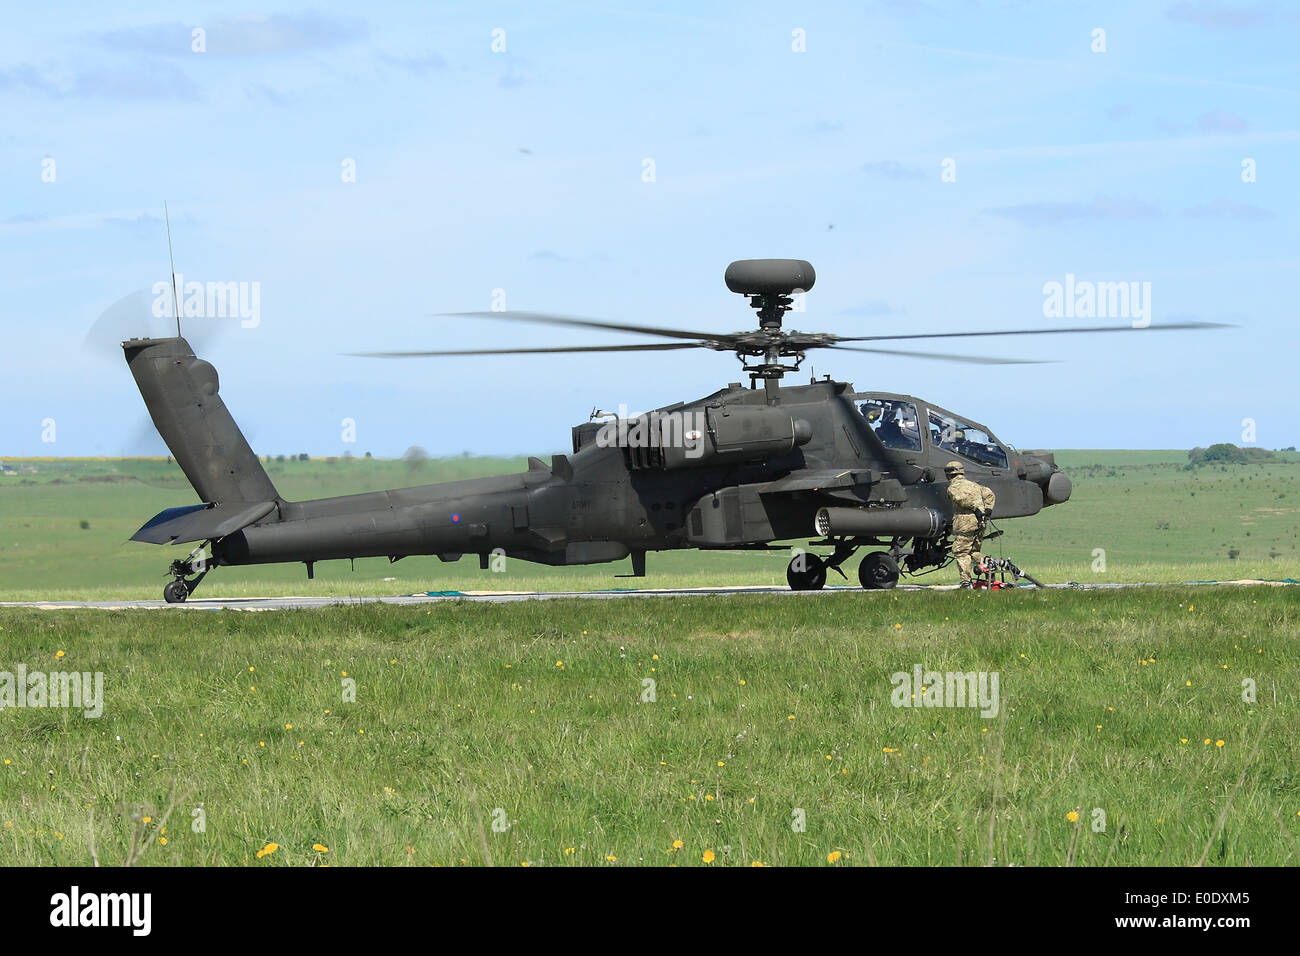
[859,398,922,452]
[928,410,1008,468]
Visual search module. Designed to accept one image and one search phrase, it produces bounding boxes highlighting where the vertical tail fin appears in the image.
[123,336,278,505]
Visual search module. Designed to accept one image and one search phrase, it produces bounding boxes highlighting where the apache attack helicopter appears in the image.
[123,258,1222,601]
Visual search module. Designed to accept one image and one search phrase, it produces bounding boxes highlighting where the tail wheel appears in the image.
[786,553,828,591]
[163,580,189,603]
[859,552,900,590]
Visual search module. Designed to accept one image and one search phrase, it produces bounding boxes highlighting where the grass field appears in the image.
[0,587,1296,866]
[0,451,1297,600]
[1,454,1297,867]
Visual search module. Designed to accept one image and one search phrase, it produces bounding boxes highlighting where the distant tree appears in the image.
[364,451,372,459]
[275,455,285,463]
[403,446,429,468]
[298,453,310,462]
[342,450,354,460]
[1188,443,1258,466]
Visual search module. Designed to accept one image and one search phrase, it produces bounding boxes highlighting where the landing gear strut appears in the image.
[788,537,913,591]
[163,543,212,603]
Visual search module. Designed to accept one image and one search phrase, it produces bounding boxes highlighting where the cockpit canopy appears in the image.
[856,394,1010,470]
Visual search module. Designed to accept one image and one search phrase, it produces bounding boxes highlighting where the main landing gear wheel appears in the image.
[786,552,828,591]
[859,552,900,590]
[163,580,189,603]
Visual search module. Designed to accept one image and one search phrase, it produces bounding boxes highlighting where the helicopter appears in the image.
[122,258,1223,601]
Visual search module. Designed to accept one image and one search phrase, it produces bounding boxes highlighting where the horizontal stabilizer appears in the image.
[131,500,278,545]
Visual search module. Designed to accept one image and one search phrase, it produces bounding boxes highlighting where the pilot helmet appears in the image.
[944,460,964,477]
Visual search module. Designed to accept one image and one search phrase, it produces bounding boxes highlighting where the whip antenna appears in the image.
[164,201,181,337]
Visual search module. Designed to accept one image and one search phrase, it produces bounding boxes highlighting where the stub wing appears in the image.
[131,500,278,545]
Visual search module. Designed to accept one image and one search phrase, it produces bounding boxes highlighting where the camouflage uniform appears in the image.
[945,461,995,585]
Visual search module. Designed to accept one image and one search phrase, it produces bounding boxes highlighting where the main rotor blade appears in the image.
[437,310,739,344]
[351,342,703,358]
[829,345,1052,365]
[833,320,1232,344]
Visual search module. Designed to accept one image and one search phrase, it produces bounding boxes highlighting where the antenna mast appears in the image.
[164,201,181,337]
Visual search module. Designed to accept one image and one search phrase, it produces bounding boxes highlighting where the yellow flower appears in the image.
[1204,738,1211,745]
[717,761,725,767]
[159,837,167,845]
[256,842,279,859]
[702,849,716,863]
[738,679,745,685]
[249,666,254,672]
[705,794,714,801]
[555,661,563,667]
[55,650,65,659]
[313,843,329,852]
[1215,740,1225,748]
[142,816,152,824]
[751,860,766,867]
[652,654,659,660]
[894,623,901,629]
[1180,738,1188,744]
[564,847,575,855]
[672,840,684,850]
[827,851,842,863]
[882,747,898,753]
[1186,681,1192,687]
[1066,811,1079,822]
[284,723,292,730]
[787,715,795,720]
[605,854,617,862]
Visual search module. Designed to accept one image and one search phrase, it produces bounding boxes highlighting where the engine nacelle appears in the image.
[600,404,812,470]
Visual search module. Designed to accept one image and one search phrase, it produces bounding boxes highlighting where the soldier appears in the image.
[944,460,995,589]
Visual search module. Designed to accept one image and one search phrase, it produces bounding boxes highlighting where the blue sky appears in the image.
[2,1,1297,458]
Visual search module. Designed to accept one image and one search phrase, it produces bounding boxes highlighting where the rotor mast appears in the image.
[723,259,818,403]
